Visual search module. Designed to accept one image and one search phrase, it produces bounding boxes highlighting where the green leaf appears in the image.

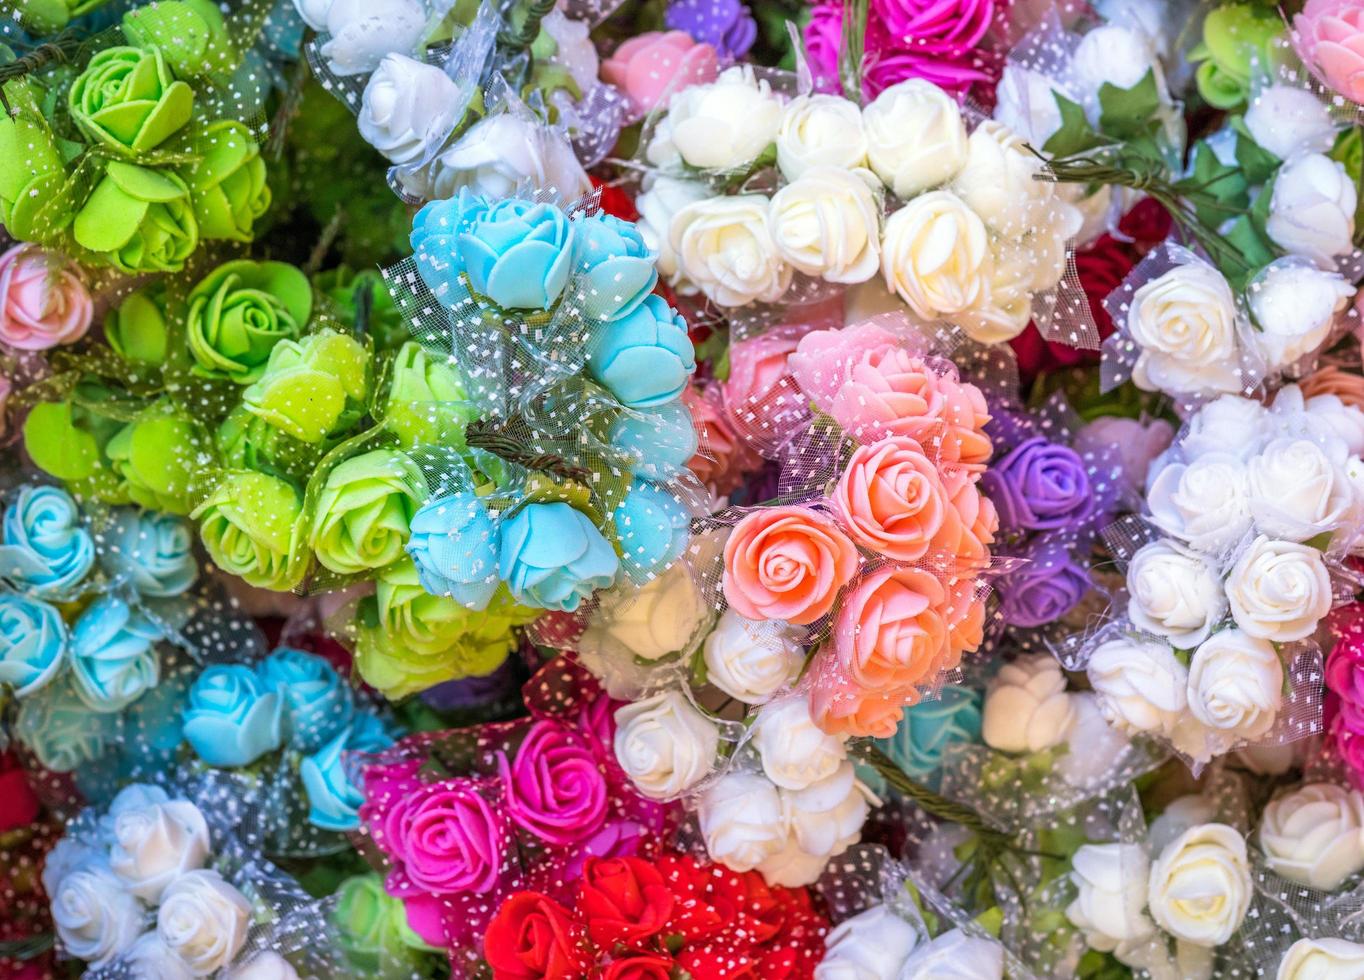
[1304,530,1335,552]
[1231,119,1281,185]
[1097,69,1161,141]
[1176,140,1248,227]
[1041,93,1112,159]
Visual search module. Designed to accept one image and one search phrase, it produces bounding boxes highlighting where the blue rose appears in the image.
[0,593,67,697]
[459,198,577,310]
[411,188,490,303]
[301,717,394,831]
[499,502,619,611]
[0,485,95,599]
[182,663,286,766]
[877,685,983,782]
[613,480,690,584]
[102,507,198,597]
[405,493,499,610]
[70,595,163,713]
[574,212,658,322]
[588,294,695,408]
[117,670,190,768]
[16,678,120,772]
[258,647,354,752]
[609,400,699,480]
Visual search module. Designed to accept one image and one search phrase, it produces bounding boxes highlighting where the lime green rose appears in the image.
[15,0,109,35]
[334,873,437,972]
[0,81,67,240]
[383,341,475,448]
[183,120,270,242]
[23,396,128,503]
[216,406,328,477]
[242,330,370,443]
[68,47,194,155]
[314,267,408,351]
[192,470,303,589]
[1190,4,1282,109]
[73,161,199,273]
[121,0,230,78]
[105,282,169,364]
[309,448,425,575]
[186,260,312,384]
[105,408,202,514]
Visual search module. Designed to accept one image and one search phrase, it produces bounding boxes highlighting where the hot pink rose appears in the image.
[723,505,859,625]
[500,719,608,845]
[871,0,994,58]
[0,244,92,351]
[386,779,508,895]
[834,565,949,690]
[1296,0,1364,104]
[831,437,953,562]
[602,31,720,121]
[1328,638,1364,731]
[721,330,803,448]
[682,383,762,493]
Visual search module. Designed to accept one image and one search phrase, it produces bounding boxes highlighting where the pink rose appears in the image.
[804,3,844,92]
[682,383,762,493]
[722,505,859,625]
[721,330,803,449]
[0,374,11,440]
[1328,638,1364,731]
[834,565,949,690]
[602,31,720,121]
[500,719,608,845]
[1296,0,1364,104]
[0,244,92,351]
[830,436,953,562]
[385,779,508,895]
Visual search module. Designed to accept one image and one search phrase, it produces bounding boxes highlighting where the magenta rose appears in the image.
[501,719,608,845]
[0,244,93,351]
[388,779,508,895]
[1328,640,1364,731]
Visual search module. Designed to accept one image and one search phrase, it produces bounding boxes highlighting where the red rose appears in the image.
[485,892,592,980]
[677,945,757,979]
[0,754,39,833]
[601,954,675,980]
[1116,197,1173,250]
[656,853,724,942]
[578,856,675,949]
[592,178,639,223]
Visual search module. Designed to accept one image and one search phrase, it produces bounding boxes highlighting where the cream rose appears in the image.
[671,195,792,307]
[697,771,786,871]
[1266,153,1357,267]
[1246,439,1356,543]
[636,176,710,290]
[955,240,1033,343]
[52,866,146,967]
[702,608,803,704]
[613,689,719,799]
[648,65,783,171]
[768,167,881,284]
[1128,262,1242,396]
[949,120,1049,238]
[1259,782,1364,890]
[862,79,968,198]
[899,929,1004,980]
[1086,636,1188,738]
[1146,452,1253,555]
[776,94,869,181]
[1305,394,1364,457]
[1225,536,1333,642]
[157,870,252,975]
[814,904,920,980]
[357,54,462,166]
[1277,937,1364,980]
[127,932,194,980]
[1248,259,1353,370]
[1187,628,1283,744]
[981,653,1075,754]
[1066,843,1155,950]
[108,796,211,902]
[880,190,990,321]
[751,695,847,790]
[1147,823,1251,946]
[582,561,709,662]
[1126,539,1227,648]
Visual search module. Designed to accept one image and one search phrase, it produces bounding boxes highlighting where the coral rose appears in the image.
[808,668,916,739]
[682,383,762,493]
[830,436,952,562]
[833,565,949,689]
[723,506,859,625]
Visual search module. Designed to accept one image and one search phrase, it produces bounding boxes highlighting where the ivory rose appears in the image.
[862,79,968,198]
[1259,782,1364,890]
[1187,628,1284,744]
[671,195,792,308]
[722,505,859,625]
[831,437,952,562]
[832,565,949,690]
[880,191,991,321]
[776,94,869,181]
[768,167,882,284]
[1225,536,1333,642]
[1128,261,1242,396]
[1147,823,1252,946]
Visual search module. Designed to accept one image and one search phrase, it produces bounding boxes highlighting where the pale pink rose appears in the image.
[722,505,859,625]
[0,245,92,351]
[720,329,804,448]
[602,31,720,121]
[682,382,762,493]
[1296,0,1364,103]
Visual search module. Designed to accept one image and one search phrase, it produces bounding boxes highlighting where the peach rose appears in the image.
[834,565,949,690]
[683,383,762,493]
[939,467,998,566]
[1300,363,1364,410]
[830,436,953,562]
[808,668,916,739]
[723,505,859,625]
[0,244,92,351]
[943,577,987,659]
[602,31,720,121]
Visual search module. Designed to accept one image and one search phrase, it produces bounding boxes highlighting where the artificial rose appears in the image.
[183,120,270,242]
[1295,0,1364,104]
[993,64,1069,149]
[1277,937,1364,980]
[898,928,1004,980]
[588,294,696,409]
[1250,259,1354,370]
[833,564,949,689]
[498,503,620,612]
[613,690,718,799]
[683,383,763,492]
[1146,453,1254,555]
[192,471,301,590]
[358,54,462,166]
[501,719,608,845]
[601,31,719,121]
[309,449,425,575]
[1268,153,1357,268]
[0,244,92,351]
[751,695,847,790]
[225,952,301,980]
[484,892,590,980]
[880,190,990,321]
[1259,782,1364,890]
[385,780,506,894]
[52,865,146,967]
[1147,823,1251,946]
[671,195,792,307]
[126,932,193,980]
[862,79,968,198]
[830,436,951,562]
[1087,635,1189,740]
[1226,536,1332,642]
[768,167,881,284]
[0,80,66,240]
[68,46,193,154]
[581,561,707,665]
[1247,439,1356,543]
[813,904,920,980]
[1071,24,1162,106]
[950,119,1051,238]
[761,762,869,886]
[157,869,252,975]
[1126,539,1227,647]
[663,0,755,59]
[1245,85,1338,160]
[1073,416,1173,499]
[1187,629,1283,744]
[1128,261,1242,396]
[1065,843,1155,950]
[108,795,210,901]
[1181,395,1266,461]
[319,0,425,75]
[983,437,1092,532]
[186,260,311,384]
[697,771,787,872]
[646,65,783,171]
[996,541,1091,628]
[702,608,804,704]
[723,505,858,625]
[578,856,674,949]
[776,94,869,181]
[721,328,802,437]
[981,653,1075,754]
[73,161,199,274]
[410,113,589,203]
[635,176,711,291]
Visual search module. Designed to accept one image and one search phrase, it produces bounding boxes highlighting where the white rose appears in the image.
[1126,539,1227,647]
[862,79,968,198]
[108,796,211,902]
[1234,742,1300,776]
[52,866,146,967]
[1259,782,1364,890]
[1147,794,1219,855]
[898,928,1004,980]
[225,952,302,980]
[1181,395,1267,462]
[1247,439,1356,542]
[781,762,869,860]
[954,240,1032,343]
[993,65,1069,149]
[1147,823,1251,946]
[319,0,426,76]
[751,695,847,790]
[1128,262,1243,396]
[1225,536,1333,642]
[1187,628,1283,743]
[814,904,920,980]
[698,771,786,871]
[584,561,709,662]
[1065,843,1155,949]
[538,10,599,95]
[672,195,792,307]
[613,690,719,799]
[755,835,833,888]
[1305,394,1364,457]
[1277,937,1364,980]
[1248,259,1354,369]
[777,94,869,181]
[648,66,783,171]
[1146,453,1253,554]
[1245,86,1338,163]
[980,653,1075,754]
[702,608,803,704]
[357,55,461,166]
[950,120,1049,238]
[768,167,881,283]
[127,931,194,980]
[636,176,711,290]
[1055,692,1135,789]
[1267,153,1358,267]
[881,191,990,321]
[42,835,104,897]
[1071,25,1162,109]
[1087,636,1187,738]
[158,870,252,976]
[291,0,331,30]
[416,114,590,203]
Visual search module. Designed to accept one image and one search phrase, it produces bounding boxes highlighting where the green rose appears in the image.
[217,407,328,478]
[105,282,169,363]
[73,161,199,273]
[242,330,370,443]
[334,873,436,972]
[0,80,67,240]
[314,267,408,351]
[23,396,128,503]
[15,0,109,35]
[121,0,230,78]
[105,408,202,513]
[309,448,425,575]
[383,341,474,448]
[1190,4,1282,110]
[183,120,270,242]
[186,260,312,384]
[68,47,194,156]
[192,470,302,590]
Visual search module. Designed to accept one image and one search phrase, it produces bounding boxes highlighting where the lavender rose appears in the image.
[998,542,1091,627]
[984,437,1094,532]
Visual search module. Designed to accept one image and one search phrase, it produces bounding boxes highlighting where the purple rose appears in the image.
[500,720,608,845]
[388,779,507,895]
[665,0,757,60]
[998,543,1091,628]
[984,437,1094,532]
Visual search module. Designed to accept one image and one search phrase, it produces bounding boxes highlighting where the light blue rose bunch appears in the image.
[609,401,700,481]
[876,684,983,784]
[300,713,394,832]
[0,592,68,697]
[409,188,489,303]
[405,492,499,610]
[460,197,578,311]
[258,647,354,752]
[181,662,286,767]
[588,294,696,408]
[0,485,95,599]
[613,480,691,584]
[70,594,164,712]
[101,507,198,597]
[16,677,121,772]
